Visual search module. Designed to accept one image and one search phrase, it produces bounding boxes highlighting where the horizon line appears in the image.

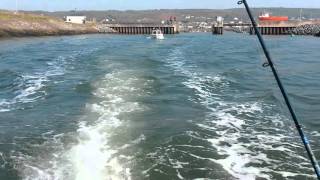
[1,7,320,13]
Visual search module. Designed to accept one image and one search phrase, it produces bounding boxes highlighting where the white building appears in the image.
[216,16,224,23]
[65,16,86,24]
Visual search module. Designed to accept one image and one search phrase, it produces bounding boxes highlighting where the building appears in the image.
[65,16,86,24]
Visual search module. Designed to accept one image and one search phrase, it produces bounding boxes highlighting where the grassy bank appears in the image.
[0,11,99,38]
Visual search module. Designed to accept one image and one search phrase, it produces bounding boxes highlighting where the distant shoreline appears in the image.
[0,11,99,39]
[0,29,99,39]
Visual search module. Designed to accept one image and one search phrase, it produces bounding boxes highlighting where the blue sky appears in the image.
[0,0,319,11]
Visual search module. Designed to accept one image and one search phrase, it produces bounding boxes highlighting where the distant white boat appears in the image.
[151,29,164,40]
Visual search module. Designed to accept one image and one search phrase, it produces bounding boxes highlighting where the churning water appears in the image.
[0,33,319,179]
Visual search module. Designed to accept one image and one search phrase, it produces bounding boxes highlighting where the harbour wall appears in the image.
[99,24,179,34]
[213,20,320,35]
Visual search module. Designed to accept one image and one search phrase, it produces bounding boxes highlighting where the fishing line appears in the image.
[237,0,320,179]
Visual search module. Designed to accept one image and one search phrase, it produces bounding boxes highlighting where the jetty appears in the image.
[98,23,179,34]
[250,21,320,35]
[213,20,320,35]
[249,23,296,35]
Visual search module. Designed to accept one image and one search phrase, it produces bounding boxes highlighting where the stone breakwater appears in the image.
[0,11,99,38]
[291,24,320,35]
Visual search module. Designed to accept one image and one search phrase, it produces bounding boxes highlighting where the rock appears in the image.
[291,24,320,35]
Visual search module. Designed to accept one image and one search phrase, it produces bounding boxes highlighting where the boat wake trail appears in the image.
[13,68,152,180]
[66,70,146,180]
[160,47,315,179]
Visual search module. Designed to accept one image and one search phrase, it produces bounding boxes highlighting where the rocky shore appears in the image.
[0,11,99,38]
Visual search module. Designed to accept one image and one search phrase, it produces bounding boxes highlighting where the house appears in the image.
[65,16,86,24]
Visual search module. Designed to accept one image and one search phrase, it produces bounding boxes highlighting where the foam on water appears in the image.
[10,69,149,180]
[0,152,6,168]
[0,48,98,112]
[0,56,66,112]
[0,74,47,111]
[311,131,320,137]
[163,47,314,179]
[58,70,147,180]
[64,70,150,180]
[4,47,130,179]
[8,133,67,180]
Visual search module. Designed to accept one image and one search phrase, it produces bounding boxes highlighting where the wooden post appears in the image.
[160,27,164,34]
[272,27,275,35]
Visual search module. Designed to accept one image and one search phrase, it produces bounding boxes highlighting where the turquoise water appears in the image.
[0,33,319,179]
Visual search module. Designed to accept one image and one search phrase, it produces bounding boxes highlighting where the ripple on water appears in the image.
[0,73,47,112]
[162,47,316,179]
[0,57,66,112]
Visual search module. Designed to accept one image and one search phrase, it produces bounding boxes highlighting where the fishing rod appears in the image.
[237,0,320,179]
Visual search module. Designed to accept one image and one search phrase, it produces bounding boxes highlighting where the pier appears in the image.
[249,26,296,35]
[212,19,320,35]
[249,21,303,35]
[212,26,224,35]
[99,23,179,34]
[212,21,252,35]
